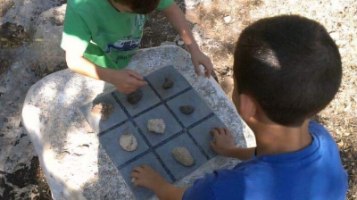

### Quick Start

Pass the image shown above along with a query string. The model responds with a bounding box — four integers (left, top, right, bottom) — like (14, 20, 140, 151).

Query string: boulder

(22, 45, 253, 199)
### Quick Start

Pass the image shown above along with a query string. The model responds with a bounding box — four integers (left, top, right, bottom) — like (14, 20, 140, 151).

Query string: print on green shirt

(61, 0, 173, 69)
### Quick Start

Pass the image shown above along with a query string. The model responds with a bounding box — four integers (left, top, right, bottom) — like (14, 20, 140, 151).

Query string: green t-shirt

(61, 0, 174, 69)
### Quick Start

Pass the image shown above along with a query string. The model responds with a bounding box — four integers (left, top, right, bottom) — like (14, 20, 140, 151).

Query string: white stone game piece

(119, 132, 138, 152)
(171, 146, 195, 167)
(147, 119, 166, 134)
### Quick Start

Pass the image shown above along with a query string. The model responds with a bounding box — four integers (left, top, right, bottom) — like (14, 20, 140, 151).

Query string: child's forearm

(65, 52, 117, 83)
(151, 182, 185, 200)
(224, 147, 256, 161)
(162, 3, 199, 52)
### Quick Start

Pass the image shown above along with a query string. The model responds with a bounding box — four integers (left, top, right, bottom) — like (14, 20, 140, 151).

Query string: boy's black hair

(113, 0, 160, 14)
(234, 15, 342, 126)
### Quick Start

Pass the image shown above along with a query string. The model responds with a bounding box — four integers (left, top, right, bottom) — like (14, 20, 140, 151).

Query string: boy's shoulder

(183, 121, 347, 200)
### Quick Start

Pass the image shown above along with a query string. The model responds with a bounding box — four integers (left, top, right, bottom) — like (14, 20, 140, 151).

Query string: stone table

(22, 45, 255, 200)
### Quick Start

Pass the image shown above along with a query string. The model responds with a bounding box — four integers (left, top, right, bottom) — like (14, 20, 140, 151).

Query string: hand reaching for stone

(111, 69, 147, 94)
(131, 165, 169, 191)
(210, 128, 236, 156)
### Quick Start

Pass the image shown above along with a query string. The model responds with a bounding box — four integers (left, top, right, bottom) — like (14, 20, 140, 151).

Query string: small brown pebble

(179, 105, 194, 115)
(162, 78, 174, 89)
(127, 90, 143, 105)
(91, 102, 113, 120)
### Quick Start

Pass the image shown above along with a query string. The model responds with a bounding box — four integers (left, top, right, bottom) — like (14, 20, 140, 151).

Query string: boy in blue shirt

(131, 15, 348, 200)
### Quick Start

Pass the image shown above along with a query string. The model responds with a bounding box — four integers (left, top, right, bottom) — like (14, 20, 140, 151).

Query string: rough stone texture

(172, 147, 195, 167)
(1, 3, 67, 197)
(119, 133, 138, 152)
(147, 119, 166, 134)
(22, 45, 253, 199)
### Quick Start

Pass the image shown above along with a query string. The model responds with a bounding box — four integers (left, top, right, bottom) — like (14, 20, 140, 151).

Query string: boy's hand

(131, 165, 169, 191)
(132, 165, 185, 200)
(190, 48, 214, 77)
(111, 69, 147, 94)
(210, 128, 236, 156)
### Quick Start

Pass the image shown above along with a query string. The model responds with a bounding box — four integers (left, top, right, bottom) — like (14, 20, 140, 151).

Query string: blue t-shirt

(183, 121, 348, 200)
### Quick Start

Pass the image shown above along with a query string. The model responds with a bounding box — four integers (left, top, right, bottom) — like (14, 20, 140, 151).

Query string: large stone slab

(22, 45, 255, 200)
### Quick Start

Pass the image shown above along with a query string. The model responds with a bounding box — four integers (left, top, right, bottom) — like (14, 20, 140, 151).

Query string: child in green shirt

(61, 0, 213, 94)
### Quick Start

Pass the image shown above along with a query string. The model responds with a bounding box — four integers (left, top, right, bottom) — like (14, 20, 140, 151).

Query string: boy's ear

(238, 94, 257, 122)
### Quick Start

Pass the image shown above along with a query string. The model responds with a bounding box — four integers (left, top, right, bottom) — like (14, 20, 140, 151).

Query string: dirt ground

(0, 0, 356, 199)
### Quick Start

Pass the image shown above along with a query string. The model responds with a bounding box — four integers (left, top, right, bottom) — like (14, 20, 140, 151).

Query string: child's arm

(65, 51, 147, 94)
(162, 3, 213, 77)
(131, 165, 185, 200)
(210, 128, 255, 161)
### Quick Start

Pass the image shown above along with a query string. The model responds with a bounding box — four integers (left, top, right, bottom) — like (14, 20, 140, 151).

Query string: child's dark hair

(234, 15, 342, 126)
(113, 0, 160, 14)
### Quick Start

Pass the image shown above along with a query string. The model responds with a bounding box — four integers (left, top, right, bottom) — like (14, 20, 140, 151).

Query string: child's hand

(190, 48, 214, 77)
(112, 69, 147, 94)
(131, 165, 169, 191)
(210, 128, 236, 156)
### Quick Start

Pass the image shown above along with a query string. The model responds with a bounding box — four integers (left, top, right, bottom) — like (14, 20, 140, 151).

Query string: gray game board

(146, 65, 191, 100)
(188, 115, 227, 158)
(100, 121, 149, 167)
(154, 133, 208, 180)
(113, 85, 161, 116)
(167, 89, 212, 128)
(133, 105, 182, 147)
(80, 65, 228, 200)
(119, 152, 173, 200)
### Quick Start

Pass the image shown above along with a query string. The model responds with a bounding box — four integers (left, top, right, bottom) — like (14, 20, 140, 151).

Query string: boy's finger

(129, 77, 147, 87)
(204, 62, 213, 77)
(193, 62, 201, 76)
(210, 128, 219, 136)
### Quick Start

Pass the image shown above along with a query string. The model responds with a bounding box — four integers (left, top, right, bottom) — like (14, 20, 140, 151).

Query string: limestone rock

(147, 119, 165, 134)
(119, 132, 138, 152)
(223, 15, 232, 24)
(171, 147, 195, 167)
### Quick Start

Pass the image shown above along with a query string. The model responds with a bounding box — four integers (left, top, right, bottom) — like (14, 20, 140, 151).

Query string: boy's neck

(254, 120, 312, 156)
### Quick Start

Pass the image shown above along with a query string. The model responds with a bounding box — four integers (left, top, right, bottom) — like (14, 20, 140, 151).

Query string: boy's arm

(65, 51, 147, 94)
(161, 3, 213, 77)
(210, 128, 255, 160)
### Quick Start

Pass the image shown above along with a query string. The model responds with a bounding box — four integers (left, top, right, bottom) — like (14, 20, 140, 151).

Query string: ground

(0, 0, 356, 199)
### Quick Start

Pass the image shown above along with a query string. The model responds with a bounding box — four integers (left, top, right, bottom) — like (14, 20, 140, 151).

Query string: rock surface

(21, 46, 249, 199)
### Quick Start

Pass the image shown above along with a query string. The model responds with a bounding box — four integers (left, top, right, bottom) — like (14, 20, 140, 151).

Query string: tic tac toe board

(80, 65, 227, 200)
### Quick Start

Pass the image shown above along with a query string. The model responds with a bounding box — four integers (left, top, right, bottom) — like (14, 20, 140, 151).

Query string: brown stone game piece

(179, 105, 195, 115)
(127, 89, 143, 105)
(162, 77, 174, 89)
